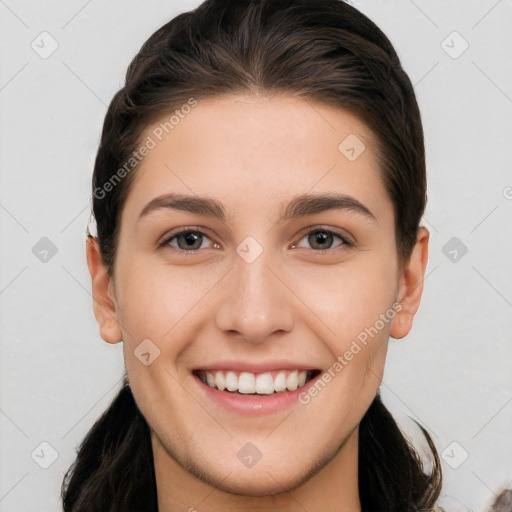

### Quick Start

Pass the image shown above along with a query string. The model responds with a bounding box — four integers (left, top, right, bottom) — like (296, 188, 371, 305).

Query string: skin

(86, 93, 429, 512)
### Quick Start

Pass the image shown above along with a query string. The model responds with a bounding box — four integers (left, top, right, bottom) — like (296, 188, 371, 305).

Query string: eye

(292, 228, 351, 251)
(158, 226, 352, 254)
(158, 229, 219, 252)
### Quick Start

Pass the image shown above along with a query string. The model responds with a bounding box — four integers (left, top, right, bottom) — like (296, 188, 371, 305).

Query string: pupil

(181, 232, 201, 250)
(311, 231, 332, 249)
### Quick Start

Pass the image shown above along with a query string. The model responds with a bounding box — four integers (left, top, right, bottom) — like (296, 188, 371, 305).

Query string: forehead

(121, 93, 392, 226)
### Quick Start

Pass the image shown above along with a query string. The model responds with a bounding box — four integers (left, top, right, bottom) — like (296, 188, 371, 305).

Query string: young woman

(62, 0, 445, 510)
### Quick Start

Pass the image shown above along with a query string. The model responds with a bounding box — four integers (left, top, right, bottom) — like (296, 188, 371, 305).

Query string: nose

(215, 248, 294, 344)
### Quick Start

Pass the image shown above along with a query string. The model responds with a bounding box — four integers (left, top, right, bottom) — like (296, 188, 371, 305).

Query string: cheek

(291, 253, 398, 339)
(115, 261, 216, 343)
(288, 252, 397, 400)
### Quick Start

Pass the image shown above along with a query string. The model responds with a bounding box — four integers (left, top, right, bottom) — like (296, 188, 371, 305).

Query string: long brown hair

(62, 0, 443, 510)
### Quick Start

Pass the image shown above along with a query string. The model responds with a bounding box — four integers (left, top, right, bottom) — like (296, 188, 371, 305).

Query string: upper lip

(192, 361, 321, 373)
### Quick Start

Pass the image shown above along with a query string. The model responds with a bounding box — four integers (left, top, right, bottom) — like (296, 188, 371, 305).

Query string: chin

(213, 472, 299, 497)
(190, 458, 308, 497)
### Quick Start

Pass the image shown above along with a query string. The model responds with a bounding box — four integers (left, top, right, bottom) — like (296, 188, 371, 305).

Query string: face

(88, 93, 428, 500)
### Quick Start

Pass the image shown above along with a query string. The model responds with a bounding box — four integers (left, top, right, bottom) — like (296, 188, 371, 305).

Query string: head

(65, 0, 441, 510)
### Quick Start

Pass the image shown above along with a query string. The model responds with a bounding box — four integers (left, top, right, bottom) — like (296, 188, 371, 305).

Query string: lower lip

(193, 373, 322, 416)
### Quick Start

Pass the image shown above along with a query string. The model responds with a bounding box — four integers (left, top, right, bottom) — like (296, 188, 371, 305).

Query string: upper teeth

(197, 370, 311, 394)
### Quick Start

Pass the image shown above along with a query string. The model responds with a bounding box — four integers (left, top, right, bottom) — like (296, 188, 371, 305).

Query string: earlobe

(389, 226, 429, 340)
(85, 236, 123, 344)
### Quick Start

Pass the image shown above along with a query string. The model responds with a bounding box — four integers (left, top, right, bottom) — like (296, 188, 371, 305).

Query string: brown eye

(294, 229, 350, 251)
(309, 231, 335, 250)
(159, 230, 216, 251)
(175, 232, 204, 250)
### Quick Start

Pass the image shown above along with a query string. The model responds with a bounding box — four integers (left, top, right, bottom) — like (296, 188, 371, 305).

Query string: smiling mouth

(193, 369, 322, 395)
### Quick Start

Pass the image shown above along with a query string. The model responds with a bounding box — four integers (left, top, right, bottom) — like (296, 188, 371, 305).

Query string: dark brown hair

(62, 0, 443, 510)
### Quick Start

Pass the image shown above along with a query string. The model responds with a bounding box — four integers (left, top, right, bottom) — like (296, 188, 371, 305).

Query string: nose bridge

(215, 241, 294, 342)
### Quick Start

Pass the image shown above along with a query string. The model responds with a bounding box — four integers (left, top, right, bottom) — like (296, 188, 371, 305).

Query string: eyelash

(157, 226, 353, 254)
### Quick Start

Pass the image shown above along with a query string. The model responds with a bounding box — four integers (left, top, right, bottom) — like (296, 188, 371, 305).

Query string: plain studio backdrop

(1, 1, 511, 510)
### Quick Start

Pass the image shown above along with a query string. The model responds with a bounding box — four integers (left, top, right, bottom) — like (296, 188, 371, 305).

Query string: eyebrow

(138, 192, 376, 223)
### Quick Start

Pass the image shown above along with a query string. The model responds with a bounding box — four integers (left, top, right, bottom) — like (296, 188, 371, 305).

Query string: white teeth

(286, 370, 298, 391)
(274, 371, 287, 392)
(238, 372, 255, 394)
(214, 371, 226, 391)
(226, 371, 238, 392)
(200, 369, 312, 394)
(206, 372, 215, 387)
(255, 372, 274, 394)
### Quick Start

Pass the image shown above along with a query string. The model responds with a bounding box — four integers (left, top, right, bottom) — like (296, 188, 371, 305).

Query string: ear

(85, 236, 123, 344)
(389, 226, 429, 340)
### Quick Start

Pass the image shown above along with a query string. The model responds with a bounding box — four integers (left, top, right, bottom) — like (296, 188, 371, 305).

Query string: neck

(153, 427, 362, 512)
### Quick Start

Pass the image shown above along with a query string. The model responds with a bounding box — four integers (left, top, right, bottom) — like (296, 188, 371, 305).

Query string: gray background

(1, 0, 511, 510)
